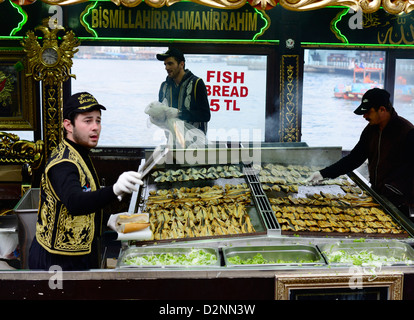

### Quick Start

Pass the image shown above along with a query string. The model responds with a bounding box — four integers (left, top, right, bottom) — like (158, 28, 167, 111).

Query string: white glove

(165, 107, 178, 119)
(307, 171, 323, 185)
(113, 171, 143, 201)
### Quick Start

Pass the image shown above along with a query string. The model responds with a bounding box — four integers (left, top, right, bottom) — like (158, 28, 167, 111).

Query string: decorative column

(21, 19, 80, 160)
(279, 54, 300, 142)
(278, 11, 302, 143)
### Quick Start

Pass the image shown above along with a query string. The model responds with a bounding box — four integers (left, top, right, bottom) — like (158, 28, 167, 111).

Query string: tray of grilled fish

(133, 164, 268, 243)
(253, 163, 410, 238)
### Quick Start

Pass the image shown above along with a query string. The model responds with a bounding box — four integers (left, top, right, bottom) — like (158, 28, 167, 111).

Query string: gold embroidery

(35, 140, 97, 255)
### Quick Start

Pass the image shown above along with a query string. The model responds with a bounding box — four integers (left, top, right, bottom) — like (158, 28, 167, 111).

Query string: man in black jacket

(308, 88, 414, 218)
(156, 48, 211, 134)
(29, 92, 143, 270)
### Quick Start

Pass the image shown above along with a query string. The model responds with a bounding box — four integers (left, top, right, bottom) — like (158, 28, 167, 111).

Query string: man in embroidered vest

(29, 92, 143, 271)
(156, 47, 211, 135)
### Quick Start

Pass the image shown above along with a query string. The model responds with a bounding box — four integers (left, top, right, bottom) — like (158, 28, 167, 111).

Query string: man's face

(65, 110, 102, 148)
(164, 57, 183, 80)
(363, 106, 387, 127)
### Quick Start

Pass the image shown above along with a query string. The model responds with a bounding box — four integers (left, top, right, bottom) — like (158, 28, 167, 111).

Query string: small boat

(334, 83, 381, 100)
(395, 84, 414, 102)
(334, 67, 383, 100)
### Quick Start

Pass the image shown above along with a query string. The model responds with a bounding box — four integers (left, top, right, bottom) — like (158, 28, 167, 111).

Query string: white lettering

(348, 9, 363, 30)
(159, 304, 193, 317)
(48, 265, 63, 290)
(48, 6, 63, 29)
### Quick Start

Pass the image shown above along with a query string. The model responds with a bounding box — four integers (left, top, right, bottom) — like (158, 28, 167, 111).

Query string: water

(13, 59, 414, 151)
(302, 72, 414, 150)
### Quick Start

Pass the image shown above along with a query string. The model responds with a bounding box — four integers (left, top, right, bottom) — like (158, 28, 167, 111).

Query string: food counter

(3, 145, 414, 300)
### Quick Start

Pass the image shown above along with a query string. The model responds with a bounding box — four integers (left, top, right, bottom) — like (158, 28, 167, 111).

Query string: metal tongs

(138, 146, 170, 180)
(127, 146, 170, 212)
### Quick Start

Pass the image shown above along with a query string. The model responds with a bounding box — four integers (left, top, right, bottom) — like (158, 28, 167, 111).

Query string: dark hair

(171, 56, 185, 69)
(374, 101, 393, 112)
(63, 112, 78, 138)
(63, 106, 103, 137)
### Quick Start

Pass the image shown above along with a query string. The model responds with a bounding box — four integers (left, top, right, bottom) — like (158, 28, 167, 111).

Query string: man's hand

(307, 171, 323, 185)
(113, 171, 143, 201)
(165, 107, 178, 119)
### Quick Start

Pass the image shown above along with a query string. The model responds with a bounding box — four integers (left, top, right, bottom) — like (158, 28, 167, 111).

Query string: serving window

(70, 46, 267, 147)
(302, 49, 386, 151)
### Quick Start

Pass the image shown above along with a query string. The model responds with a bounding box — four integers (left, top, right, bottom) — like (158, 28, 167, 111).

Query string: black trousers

(28, 237, 95, 271)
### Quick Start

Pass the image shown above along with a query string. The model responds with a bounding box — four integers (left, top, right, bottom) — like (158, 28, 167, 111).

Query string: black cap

(354, 88, 390, 115)
(63, 92, 106, 119)
(156, 48, 185, 62)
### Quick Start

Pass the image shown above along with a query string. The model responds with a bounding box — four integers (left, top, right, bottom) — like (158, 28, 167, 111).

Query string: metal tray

(133, 164, 269, 242)
(222, 245, 326, 267)
(318, 241, 414, 267)
(116, 246, 220, 268)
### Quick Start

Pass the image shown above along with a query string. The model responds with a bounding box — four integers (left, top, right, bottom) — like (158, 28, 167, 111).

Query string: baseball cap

(156, 48, 185, 62)
(354, 88, 390, 115)
(63, 92, 106, 119)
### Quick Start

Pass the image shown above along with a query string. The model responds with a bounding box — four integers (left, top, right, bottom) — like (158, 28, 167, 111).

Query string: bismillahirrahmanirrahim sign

(78, 1, 269, 41)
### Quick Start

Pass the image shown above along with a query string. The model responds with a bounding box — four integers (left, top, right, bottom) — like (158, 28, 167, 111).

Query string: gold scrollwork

(280, 56, 299, 143)
(382, 0, 414, 14)
(0, 132, 44, 170)
(21, 19, 80, 87)
(5, 0, 414, 13)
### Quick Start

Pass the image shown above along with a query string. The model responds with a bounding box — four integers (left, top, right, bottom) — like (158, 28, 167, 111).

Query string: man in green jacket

(157, 47, 211, 134)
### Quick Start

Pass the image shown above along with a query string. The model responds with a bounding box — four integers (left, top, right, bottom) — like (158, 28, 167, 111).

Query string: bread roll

(120, 222, 150, 233)
(117, 214, 148, 223)
(116, 214, 150, 233)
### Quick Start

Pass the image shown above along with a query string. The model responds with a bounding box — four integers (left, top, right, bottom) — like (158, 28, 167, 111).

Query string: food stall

(1, 0, 414, 302)
(0, 145, 414, 300)
(17, 145, 414, 300)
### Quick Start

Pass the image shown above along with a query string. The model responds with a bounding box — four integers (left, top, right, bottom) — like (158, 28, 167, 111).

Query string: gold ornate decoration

(21, 19, 80, 159)
(275, 272, 404, 300)
(0, 132, 44, 170)
(21, 19, 80, 87)
(6, 0, 414, 14)
(279, 55, 300, 143)
(0, 71, 14, 108)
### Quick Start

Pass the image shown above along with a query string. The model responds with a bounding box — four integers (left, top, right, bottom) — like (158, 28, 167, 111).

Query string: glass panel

(71, 46, 267, 147)
(394, 59, 414, 122)
(302, 49, 385, 150)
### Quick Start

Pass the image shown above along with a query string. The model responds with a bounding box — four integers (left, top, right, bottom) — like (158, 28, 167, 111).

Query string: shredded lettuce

(123, 248, 217, 266)
(227, 253, 315, 265)
(325, 249, 404, 267)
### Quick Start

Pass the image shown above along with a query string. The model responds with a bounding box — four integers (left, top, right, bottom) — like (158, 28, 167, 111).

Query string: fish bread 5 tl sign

(79, 1, 269, 41)
(206, 71, 248, 112)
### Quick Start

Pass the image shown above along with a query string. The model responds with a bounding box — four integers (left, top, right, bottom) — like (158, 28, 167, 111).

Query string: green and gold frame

(0, 49, 37, 131)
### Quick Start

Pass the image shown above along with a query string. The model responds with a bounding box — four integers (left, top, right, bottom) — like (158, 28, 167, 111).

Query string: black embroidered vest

(35, 140, 97, 255)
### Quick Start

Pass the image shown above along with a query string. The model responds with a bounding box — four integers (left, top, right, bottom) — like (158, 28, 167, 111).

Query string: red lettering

(224, 99, 232, 111)
(212, 85, 221, 96)
(230, 87, 239, 97)
(233, 100, 240, 111)
(206, 70, 245, 84)
(206, 71, 215, 82)
(222, 86, 229, 97)
(206, 84, 249, 98)
(233, 72, 244, 84)
(222, 71, 232, 83)
(241, 86, 248, 97)
(210, 99, 220, 111)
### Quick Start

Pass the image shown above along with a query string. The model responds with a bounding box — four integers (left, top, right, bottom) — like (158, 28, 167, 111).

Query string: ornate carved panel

(279, 55, 300, 143)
